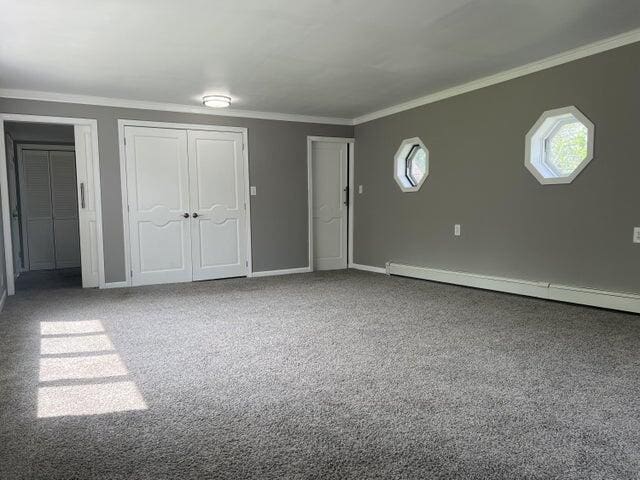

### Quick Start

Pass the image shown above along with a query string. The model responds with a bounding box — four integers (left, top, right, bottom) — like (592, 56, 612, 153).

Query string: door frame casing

(306, 136, 355, 271)
(0, 114, 106, 294)
(16, 143, 75, 271)
(117, 119, 252, 287)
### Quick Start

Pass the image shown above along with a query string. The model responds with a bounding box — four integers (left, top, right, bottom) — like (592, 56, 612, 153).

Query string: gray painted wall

(353, 42, 640, 294)
(0, 99, 352, 282)
(4, 122, 74, 144)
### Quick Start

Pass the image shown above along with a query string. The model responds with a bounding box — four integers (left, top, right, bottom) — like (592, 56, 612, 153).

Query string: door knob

(183, 213, 190, 218)
(192, 212, 199, 218)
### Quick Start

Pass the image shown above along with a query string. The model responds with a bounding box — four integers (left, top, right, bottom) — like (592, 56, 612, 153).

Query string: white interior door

(74, 126, 100, 287)
(311, 140, 348, 271)
(125, 126, 192, 286)
(50, 150, 80, 269)
(21, 149, 55, 270)
(188, 130, 247, 281)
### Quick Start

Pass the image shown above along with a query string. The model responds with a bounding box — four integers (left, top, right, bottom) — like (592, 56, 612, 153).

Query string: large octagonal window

(394, 137, 429, 192)
(525, 106, 594, 185)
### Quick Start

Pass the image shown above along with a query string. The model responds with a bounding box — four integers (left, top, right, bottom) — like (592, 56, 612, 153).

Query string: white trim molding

(251, 267, 312, 278)
(348, 263, 387, 274)
(353, 28, 640, 125)
(386, 262, 640, 315)
(0, 88, 352, 126)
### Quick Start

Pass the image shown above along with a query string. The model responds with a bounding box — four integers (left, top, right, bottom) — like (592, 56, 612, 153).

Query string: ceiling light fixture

(202, 95, 231, 108)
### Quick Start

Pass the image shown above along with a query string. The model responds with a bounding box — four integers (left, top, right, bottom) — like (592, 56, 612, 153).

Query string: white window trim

(524, 106, 595, 185)
(394, 137, 429, 192)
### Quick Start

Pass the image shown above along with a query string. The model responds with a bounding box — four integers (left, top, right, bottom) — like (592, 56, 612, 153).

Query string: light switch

(634, 227, 640, 244)
(250, 186, 257, 196)
(358, 185, 363, 194)
(454, 224, 461, 236)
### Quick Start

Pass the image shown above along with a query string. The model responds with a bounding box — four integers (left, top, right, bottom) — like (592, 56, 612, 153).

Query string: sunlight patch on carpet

(37, 381, 147, 418)
(39, 354, 128, 382)
(40, 334, 114, 355)
(40, 320, 105, 336)
(37, 321, 146, 418)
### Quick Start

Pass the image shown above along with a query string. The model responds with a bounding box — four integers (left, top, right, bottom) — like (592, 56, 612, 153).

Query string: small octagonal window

(525, 106, 594, 185)
(394, 137, 429, 192)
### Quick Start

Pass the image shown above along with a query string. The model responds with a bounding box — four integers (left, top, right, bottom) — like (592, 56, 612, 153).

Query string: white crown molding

(0, 88, 353, 126)
(1, 29, 638, 127)
(353, 28, 640, 125)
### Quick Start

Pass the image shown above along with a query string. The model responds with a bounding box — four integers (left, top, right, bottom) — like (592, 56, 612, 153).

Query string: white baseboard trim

(0, 288, 6, 312)
(548, 284, 640, 314)
(387, 262, 640, 315)
(101, 280, 129, 289)
(251, 267, 312, 278)
(348, 263, 388, 274)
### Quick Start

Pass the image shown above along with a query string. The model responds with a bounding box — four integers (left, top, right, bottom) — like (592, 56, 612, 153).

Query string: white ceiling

(1, 0, 639, 120)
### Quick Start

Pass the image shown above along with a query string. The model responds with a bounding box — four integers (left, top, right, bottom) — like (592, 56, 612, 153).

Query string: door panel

(125, 127, 192, 286)
(22, 149, 55, 270)
(74, 126, 100, 287)
(50, 150, 80, 268)
(312, 141, 348, 270)
(188, 130, 247, 281)
(53, 219, 80, 268)
(27, 220, 55, 270)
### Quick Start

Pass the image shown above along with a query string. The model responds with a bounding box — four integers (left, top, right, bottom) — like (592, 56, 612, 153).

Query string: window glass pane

(547, 121, 588, 176)
(407, 146, 426, 185)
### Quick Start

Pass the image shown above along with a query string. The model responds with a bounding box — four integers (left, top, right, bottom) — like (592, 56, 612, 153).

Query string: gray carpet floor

(1, 270, 639, 479)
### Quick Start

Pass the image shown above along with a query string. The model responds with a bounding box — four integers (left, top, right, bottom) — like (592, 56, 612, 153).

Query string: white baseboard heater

(386, 262, 640, 315)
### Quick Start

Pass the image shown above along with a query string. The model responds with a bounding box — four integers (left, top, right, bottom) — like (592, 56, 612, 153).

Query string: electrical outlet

(454, 224, 461, 236)
(634, 227, 640, 244)
(358, 185, 363, 194)
(250, 186, 257, 196)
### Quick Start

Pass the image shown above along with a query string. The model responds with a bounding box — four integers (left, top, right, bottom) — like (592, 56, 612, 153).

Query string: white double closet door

(125, 127, 248, 286)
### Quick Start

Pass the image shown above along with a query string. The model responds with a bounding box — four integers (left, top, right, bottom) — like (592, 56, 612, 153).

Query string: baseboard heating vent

(386, 262, 640, 315)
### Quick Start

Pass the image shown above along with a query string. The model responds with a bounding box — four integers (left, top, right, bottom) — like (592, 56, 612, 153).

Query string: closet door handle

(80, 183, 86, 209)
(183, 213, 190, 218)
(192, 212, 199, 218)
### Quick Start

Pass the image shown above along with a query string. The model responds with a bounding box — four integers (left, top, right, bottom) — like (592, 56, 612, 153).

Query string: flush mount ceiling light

(202, 95, 231, 108)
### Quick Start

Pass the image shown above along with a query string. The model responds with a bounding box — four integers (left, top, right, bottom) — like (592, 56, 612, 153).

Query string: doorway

(0, 116, 105, 295)
(307, 137, 354, 271)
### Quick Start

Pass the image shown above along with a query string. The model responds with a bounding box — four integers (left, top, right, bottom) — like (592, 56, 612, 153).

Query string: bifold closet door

(125, 127, 192, 286)
(22, 150, 55, 270)
(188, 130, 247, 281)
(50, 150, 81, 269)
